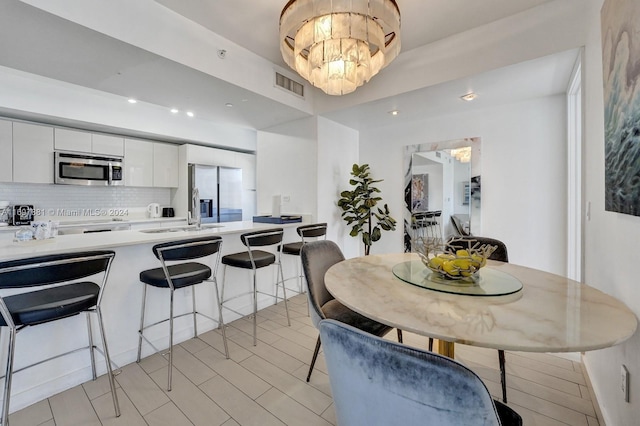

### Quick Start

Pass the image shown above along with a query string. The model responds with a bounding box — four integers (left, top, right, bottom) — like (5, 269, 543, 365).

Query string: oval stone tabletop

(325, 253, 637, 353)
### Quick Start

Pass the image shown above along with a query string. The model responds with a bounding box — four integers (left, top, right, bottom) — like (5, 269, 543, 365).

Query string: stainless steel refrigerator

(188, 164, 243, 223)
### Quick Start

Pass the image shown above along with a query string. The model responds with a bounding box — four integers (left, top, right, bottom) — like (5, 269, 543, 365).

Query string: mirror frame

(403, 137, 481, 252)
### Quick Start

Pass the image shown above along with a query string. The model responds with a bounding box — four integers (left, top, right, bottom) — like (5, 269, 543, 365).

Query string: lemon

(452, 258, 471, 270)
(456, 249, 470, 257)
(428, 257, 445, 269)
(471, 254, 486, 268)
(442, 261, 460, 276)
(438, 253, 456, 260)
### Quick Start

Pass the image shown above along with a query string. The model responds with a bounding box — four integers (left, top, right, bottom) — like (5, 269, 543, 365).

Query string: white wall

(256, 117, 318, 219)
(359, 95, 567, 275)
(317, 117, 360, 258)
(581, 1, 640, 424)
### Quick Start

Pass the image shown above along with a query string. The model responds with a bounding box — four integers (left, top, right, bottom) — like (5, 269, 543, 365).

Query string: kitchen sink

(139, 224, 224, 234)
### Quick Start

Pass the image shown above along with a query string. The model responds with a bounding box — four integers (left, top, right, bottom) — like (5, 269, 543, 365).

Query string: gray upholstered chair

(301, 240, 403, 382)
(319, 319, 522, 426)
(446, 235, 510, 403)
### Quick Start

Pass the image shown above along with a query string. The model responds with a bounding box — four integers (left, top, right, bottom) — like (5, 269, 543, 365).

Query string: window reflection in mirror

(403, 138, 481, 252)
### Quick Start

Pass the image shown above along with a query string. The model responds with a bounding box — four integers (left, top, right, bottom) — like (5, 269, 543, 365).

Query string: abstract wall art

(602, 0, 640, 216)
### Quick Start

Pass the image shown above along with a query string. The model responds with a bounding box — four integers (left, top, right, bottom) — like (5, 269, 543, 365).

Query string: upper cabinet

(153, 143, 179, 188)
(91, 134, 124, 157)
(13, 122, 54, 184)
(0, 120, 12, 183)
(54, 128, 91, 152)
(54, 128, 124, 157)
(124, 138, 153, 187)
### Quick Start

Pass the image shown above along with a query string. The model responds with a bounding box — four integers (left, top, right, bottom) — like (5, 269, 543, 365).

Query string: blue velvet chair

(319, 319, 522, 426)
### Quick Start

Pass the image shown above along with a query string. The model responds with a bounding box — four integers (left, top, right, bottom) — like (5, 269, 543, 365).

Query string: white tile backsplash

(0, 183, 171, 212)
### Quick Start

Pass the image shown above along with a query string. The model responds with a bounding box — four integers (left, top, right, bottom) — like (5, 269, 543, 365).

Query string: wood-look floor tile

(170, 344, 217, 385)
(181, 335, 215, 354)
(229, 330, 305, 374)
(269, 326, 317, 350)
(8, 399, 52, 426)
(143, 401, 193, 426)
(256, 387, 333, 426)
(48, 385, 101, 426)
(505, 352, 587, 385)
(115, 362, 170, 416)
(222, 419, 241, 426)
(199, 375, 285, 426)
(149, 366, 230, 426)
(291, 363, 332, 397)
(194, 346, 272, 400)
(587, 415, 600, 425)
(198, 328, 253, 361)
(82, 372, 121, 401)
(321, 403, 337, 426)
(138, 352, 168, 374)
(229, 318, 281, 344)
(92, 388, 146, 426)
(241, 354, 332, 415)
(507, 402, 570, 426)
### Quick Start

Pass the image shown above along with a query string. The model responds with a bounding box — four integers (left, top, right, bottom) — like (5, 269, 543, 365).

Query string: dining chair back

(300, 240, 396, 382)
(446, 235, 511, 403)
(319, 319, 522, 426)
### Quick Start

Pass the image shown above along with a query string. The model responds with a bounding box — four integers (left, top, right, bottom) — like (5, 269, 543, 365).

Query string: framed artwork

(411, 173, 428, 211)
(602, 0, 640, 216)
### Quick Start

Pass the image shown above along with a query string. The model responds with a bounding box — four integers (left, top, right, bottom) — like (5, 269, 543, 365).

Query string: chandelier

(279, 0, 401, 96)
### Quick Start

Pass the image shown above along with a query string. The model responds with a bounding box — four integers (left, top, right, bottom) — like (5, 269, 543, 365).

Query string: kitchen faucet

(188, 187, 201, 229)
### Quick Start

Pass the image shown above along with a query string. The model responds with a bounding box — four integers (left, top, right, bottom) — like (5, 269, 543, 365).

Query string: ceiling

(0, 0, 575, 134)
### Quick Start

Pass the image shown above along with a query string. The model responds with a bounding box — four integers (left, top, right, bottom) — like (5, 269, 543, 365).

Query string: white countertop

(0, 221, 300, 261)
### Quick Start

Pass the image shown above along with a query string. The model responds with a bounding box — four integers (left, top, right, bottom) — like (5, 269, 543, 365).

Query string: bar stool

(138, 236, 227, 391)
(0, 251, 120, 425)
(280, 223, 327, 295)
(219, 228, 290, 346)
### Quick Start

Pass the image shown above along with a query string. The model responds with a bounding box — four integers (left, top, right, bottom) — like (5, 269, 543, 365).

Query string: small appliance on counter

(0, 201, 10, 227)
(162, 207, 175, 217)
(147, 203, 161, 218)
(11, 205, 34, 226)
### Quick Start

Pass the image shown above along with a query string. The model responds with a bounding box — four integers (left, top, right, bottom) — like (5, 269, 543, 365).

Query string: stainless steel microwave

(54, 151, 124, 186)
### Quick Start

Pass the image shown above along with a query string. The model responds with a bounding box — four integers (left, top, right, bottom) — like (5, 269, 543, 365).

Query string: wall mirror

(403, 137, 481, 252)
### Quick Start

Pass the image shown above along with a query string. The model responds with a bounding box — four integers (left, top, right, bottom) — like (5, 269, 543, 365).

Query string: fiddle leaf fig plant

(338, 163, 397, 255)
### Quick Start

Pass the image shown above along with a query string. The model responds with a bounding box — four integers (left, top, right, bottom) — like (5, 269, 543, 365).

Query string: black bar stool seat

(140, 263, 211, 289)
(221, 250, 275, 269)
(0, 281, 99, 326)
(280, 241, 303, 255)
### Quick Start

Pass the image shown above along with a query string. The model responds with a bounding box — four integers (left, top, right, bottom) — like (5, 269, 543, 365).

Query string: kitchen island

(0, 221, 303, 413)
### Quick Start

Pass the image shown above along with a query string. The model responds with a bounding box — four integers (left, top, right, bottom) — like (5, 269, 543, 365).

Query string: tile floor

(9, 294, 601, 425)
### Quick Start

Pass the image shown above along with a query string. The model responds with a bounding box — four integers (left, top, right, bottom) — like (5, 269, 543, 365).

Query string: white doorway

(567, 50, 583, 282)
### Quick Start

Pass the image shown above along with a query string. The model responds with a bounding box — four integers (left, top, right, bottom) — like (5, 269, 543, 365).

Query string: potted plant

(338, 164, 397, 255)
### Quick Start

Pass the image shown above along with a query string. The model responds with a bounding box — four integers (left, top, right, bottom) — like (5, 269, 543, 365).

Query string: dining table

(324, 252, 637, 358)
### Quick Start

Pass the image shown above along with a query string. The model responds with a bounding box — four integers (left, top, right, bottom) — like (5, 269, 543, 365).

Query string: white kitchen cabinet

(91, 133, 124, 157)
(235, 152, 256, 190)
(124, 138, 153, 187)
(0, 120, 12, 182)
(92, 134, 124, 157)
(153, 143, 179, 187)
(13, 122, 54, 184)
(54, 128, 92, 153)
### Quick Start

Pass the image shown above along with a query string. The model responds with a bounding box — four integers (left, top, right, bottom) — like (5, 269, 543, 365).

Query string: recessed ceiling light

(225, 103, 234, 108)
(186, 111, 194, 117)
(460, 93, 477, 102)
(388, 110, 399, 116)
(170, 108, 179, 114)
(127, 98, 137, 104)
